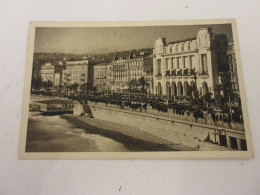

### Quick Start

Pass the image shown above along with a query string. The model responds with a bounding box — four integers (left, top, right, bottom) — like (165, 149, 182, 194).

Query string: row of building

(40, 52, 154, 93)
(38, 27, 239, 99)
(93, 52, 154, 93)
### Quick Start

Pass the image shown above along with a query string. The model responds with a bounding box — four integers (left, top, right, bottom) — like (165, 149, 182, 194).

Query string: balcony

(189, 68, 195, 75)
(187, 68, 197, 78)
(165, 70, 170, 79)
(182, 68, 189, 79)
(198, 72, 209, 79)
(171, 69, 176, 78)
(176, 69, 182, 78)
(155, 73, 162, 79)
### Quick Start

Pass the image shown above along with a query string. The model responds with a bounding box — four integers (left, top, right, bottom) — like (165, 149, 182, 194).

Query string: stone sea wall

(89, 104, 247, 150)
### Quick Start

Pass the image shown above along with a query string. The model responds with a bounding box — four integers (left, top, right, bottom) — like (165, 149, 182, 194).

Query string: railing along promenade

(88, 101, 248, 151)
(88, 101, 245, 132)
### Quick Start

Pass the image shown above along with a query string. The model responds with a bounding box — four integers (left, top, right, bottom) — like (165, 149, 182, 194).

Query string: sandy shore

(61, 114, 199, 151)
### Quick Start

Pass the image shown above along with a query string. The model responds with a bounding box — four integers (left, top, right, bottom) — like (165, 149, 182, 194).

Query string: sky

(34, 24, 233, 54)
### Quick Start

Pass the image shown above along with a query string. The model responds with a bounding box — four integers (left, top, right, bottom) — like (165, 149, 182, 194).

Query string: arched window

(202, 81, 209, 95)
(177, 81, 183, 96)
(200, 54, 208, 74)
(166, 81, 171, 97)
(157, 82, 162, 95)
(184, 81, 190, 97)
(171, 81, 177, 96)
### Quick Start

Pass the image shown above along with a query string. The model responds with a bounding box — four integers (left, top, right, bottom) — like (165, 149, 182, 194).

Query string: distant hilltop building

(153, 27, 228, 98)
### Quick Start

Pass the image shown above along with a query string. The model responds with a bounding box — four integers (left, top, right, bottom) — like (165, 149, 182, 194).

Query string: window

(190, 56, 193, 69)
(172, 58, 174, 69)
(177, 58, 180, 69)
(157, 59, 161, 74)
(200, 54, 208, 74)
(166, 59, 169, 70)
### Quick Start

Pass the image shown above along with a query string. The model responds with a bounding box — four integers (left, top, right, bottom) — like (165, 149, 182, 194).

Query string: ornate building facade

(41, 63, 55, 83)
(41, 62, 63, 87)
(64, 59, 94, 86)
(93, 63, 112, 91)
(153, 27, 228, 98)
(227, 42, 239, 100)
(111, 52, 153, 92)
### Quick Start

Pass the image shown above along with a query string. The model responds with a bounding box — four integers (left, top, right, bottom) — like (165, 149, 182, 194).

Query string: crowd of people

(31, 89, 244, 129)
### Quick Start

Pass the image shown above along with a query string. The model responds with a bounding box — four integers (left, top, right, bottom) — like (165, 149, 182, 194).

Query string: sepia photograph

(19, 19, 253, 159)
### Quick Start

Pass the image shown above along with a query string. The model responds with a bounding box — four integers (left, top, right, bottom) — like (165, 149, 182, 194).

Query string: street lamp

(190, 70, 198, 106)
(193, 70, 197, 89)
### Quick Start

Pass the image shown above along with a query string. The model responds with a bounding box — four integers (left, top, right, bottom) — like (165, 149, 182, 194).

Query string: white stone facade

(153, 28, 228, 98)
(65, 60, 94, 85)
(94, 63, 112, 91)
(111, 54, 153, 92)
(41, 63, 55, 83)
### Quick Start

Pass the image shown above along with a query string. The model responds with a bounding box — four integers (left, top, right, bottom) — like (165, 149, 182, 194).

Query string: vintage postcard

(19, 19, 254, 159)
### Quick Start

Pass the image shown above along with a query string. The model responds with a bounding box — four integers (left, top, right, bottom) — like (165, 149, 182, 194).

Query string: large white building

(111, 52, 153, 92)
(64, 59, 94, 86)
(153, 27, 228, 98)
(93, 63, 112, 91)
(41, 62, 62, 87)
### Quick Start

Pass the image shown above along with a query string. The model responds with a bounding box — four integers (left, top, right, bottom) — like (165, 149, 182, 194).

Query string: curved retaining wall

(89, 104, 247, 150)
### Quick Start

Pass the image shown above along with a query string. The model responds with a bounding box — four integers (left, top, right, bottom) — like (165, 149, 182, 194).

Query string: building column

(169, 58, 172, 70)
(199, 55, 202, 74)
(153, 58, 157, 94)
(153, 58, 158, 75)
(161, 57, 166, 95)
(162, 58, 166, 74)
(176, 57, 179, 69)
(182, 56, 185, 69)
(226, 135, 231, 149)
(188, 56, 192, 75)
(179, 57, 182, 69)
(237, 138, 242, 151)
(189, 56, 192, 69)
